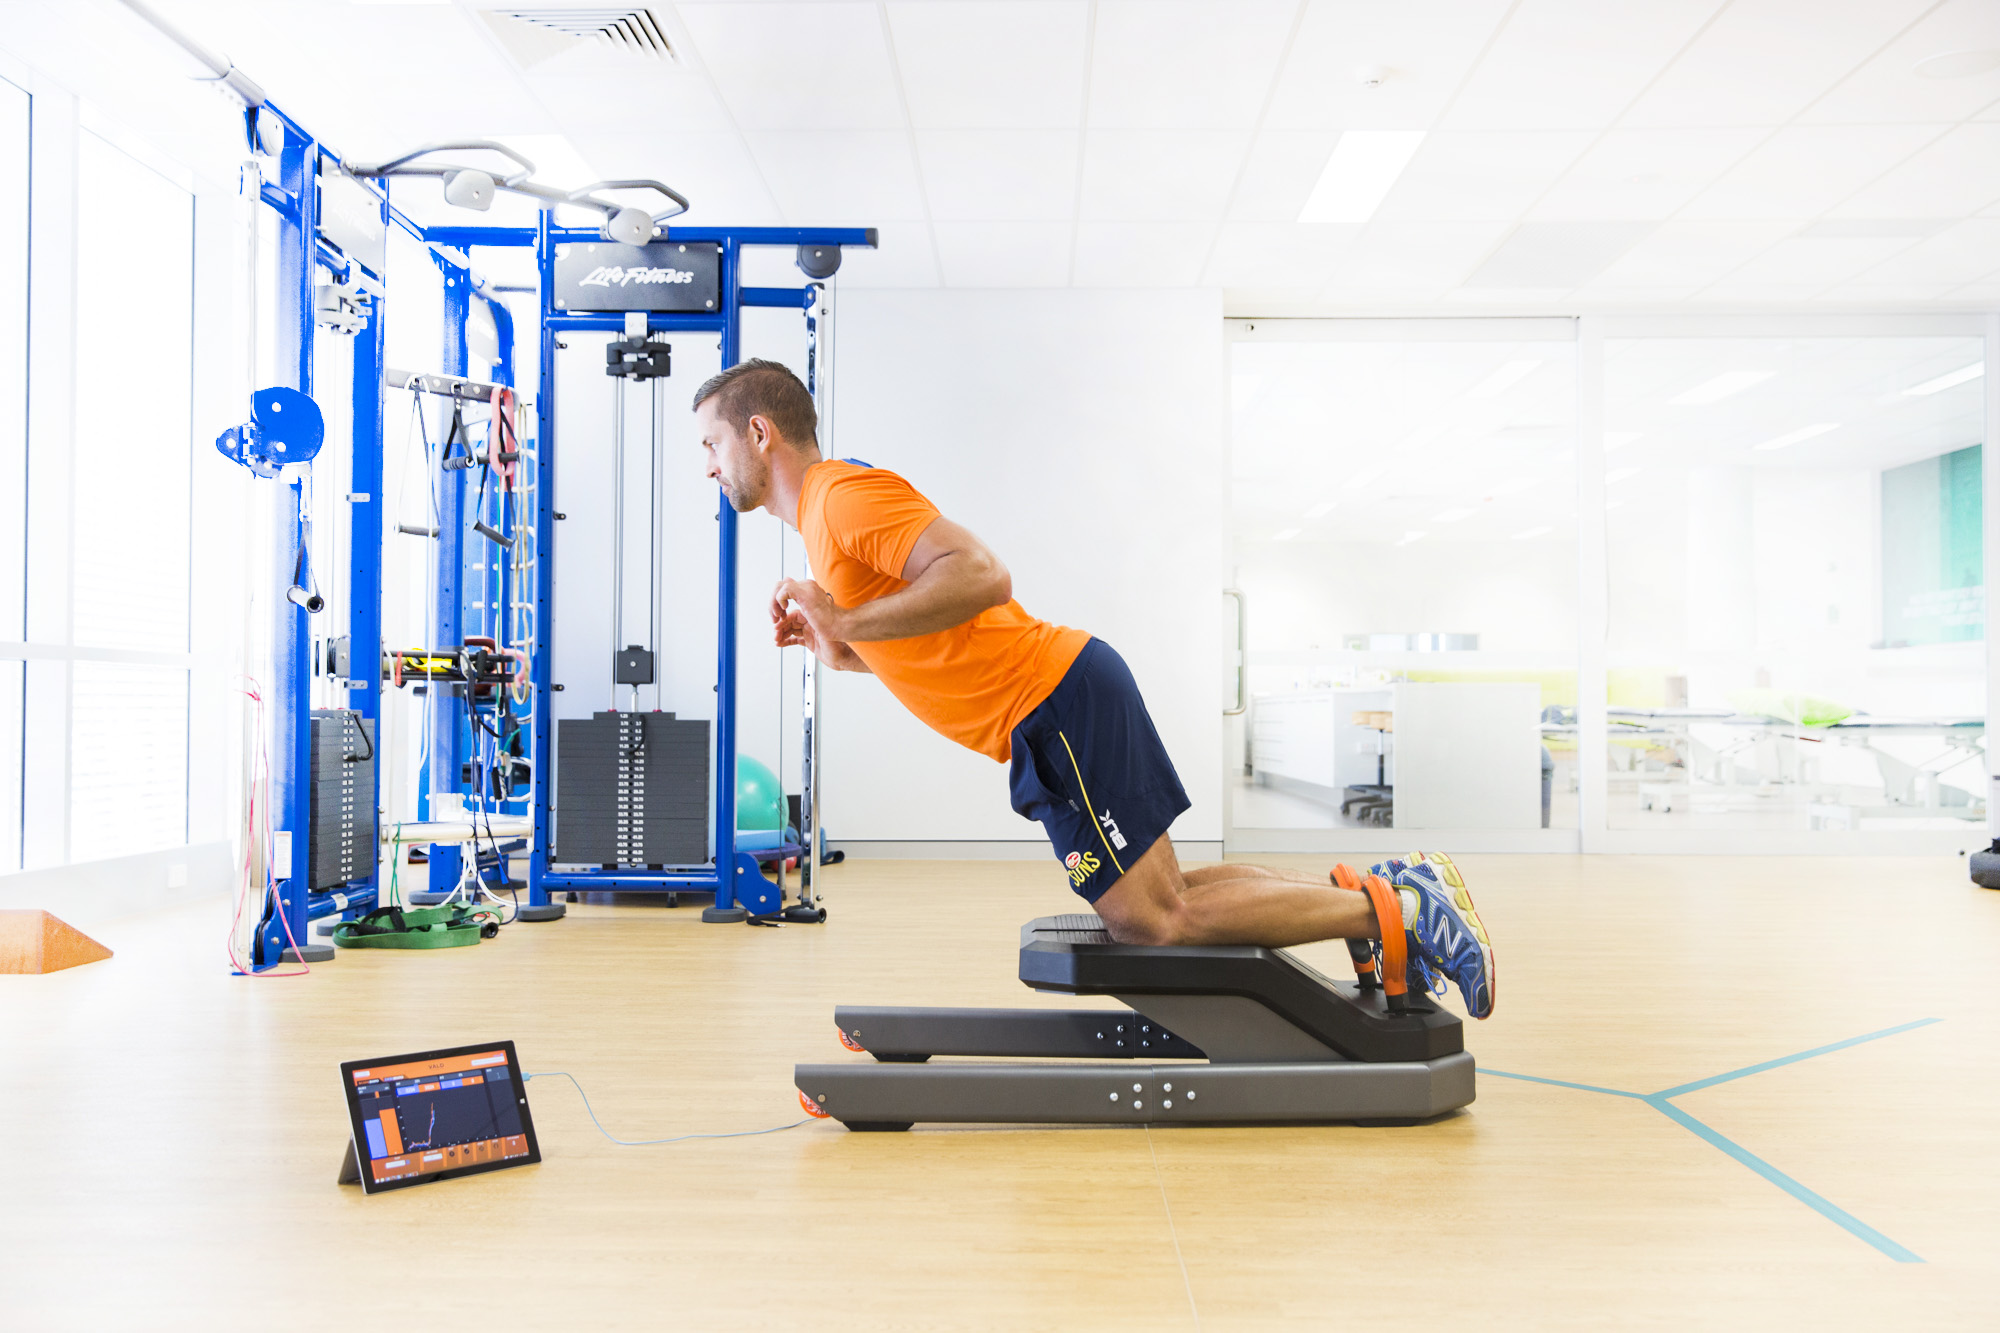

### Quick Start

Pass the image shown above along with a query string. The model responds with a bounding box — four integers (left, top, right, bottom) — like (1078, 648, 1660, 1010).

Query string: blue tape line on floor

(1483, 1017, 1939, 1264)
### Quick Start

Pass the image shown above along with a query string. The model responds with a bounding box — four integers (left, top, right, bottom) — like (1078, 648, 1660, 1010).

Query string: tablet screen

(341, 1042, 541, 1193)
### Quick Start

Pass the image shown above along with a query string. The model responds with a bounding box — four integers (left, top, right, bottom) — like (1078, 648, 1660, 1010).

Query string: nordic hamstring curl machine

(795, 914, 1475, 1130)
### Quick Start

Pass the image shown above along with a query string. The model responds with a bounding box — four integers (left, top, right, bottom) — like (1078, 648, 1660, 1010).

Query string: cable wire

(524, 1072, 814, 1146)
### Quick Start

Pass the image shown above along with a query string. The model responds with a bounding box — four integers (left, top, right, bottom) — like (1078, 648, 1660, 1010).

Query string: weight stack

(555, 712, 710, 867)
(309, 710, 377, 890)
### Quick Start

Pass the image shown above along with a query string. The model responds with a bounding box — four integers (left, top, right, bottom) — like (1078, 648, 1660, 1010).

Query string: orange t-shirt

(797, 461, 1088, 763)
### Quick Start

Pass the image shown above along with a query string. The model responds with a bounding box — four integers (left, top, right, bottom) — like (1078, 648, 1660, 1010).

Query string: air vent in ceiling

(489, 8, 676, 61)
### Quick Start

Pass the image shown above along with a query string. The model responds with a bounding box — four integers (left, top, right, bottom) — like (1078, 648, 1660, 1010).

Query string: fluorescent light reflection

(1299, 131, 1427, 224)
(1903, 363, 1983, 396)
(1670, 370, 1774, 405)
(1304, 500, 1338, 519)
(1273, 527, 1301, 542)
(1468, 360, 1543, 398)
(1752, 422, 1838, 451)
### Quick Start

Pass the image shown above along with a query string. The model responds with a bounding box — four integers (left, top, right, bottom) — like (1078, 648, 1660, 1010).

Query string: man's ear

(749, 414, 775, 456)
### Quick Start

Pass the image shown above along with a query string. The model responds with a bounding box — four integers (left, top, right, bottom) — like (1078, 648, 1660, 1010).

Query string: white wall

(804, 288, 1227, 848)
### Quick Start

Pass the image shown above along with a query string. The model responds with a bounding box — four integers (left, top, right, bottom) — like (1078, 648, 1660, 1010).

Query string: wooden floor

(3, 853, 1997, 1330)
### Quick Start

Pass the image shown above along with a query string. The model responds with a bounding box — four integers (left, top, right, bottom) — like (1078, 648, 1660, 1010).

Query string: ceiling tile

(1800, 0, 2000, 125)
(1811, 283, 1959, 305)
(678, 2, 904, 131)
(1442, 0, 1724, 131)
(1676, 124, 1945, 220)
(1830, 123, 2000, 220)
(1688, 280, 1829, 303)
(1463, 221, 1656, 286)
(833, 222, 942, 288)
(1073, 222, 1216, 286)
(1228, 131, 1342, 221)
(1620, 0, 1934, 129)
(931, 221, 1073, 286)
(1528, 129, 1766, 221)
(1714, 235, 1925, 288)
(914, 131, 1079, 221)
(1204, 222, 1361, 288)
(1264, 0, 1513, 132)
(745, 132, 926, 224)
(1322, 220, 1514, 292)
(527, 68, 737, 134)
(1079, 130, 1250, 221)
(1375, 132, 1593, 222)
(1088, 1, 1297, 130)
(1590, 220, 1796, 286)
(887, 1, 1089, 129)
(1846, 218, 2000, 286)
(574, 131, 782, 226)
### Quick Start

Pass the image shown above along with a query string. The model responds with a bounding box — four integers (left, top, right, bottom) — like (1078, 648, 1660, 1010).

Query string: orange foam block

(0, 910, 113, 974)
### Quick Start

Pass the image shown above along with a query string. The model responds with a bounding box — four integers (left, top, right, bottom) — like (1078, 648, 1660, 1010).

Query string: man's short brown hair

(691, 358, 818, 447)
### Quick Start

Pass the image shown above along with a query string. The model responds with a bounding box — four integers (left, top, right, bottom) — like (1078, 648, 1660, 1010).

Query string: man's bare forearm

(837, 551, 1010, 641)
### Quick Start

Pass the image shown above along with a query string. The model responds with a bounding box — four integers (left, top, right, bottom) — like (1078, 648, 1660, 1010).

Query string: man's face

(696, 399, 769, 514)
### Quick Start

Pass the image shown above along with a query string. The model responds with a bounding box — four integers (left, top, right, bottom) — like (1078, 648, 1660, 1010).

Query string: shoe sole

(1410, 851, 1496, 1020)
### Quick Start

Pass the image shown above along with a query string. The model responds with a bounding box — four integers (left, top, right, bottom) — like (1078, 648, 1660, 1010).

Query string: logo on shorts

(1098, 809, 1128, 851)
(1065, 850, 1101, 887)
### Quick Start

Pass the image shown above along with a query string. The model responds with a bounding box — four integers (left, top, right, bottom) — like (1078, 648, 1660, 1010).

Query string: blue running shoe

(1369, 852, 1495, 1019)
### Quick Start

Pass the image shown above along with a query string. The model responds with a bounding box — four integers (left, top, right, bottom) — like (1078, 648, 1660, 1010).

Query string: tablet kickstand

(338, 1139, 361, 1187)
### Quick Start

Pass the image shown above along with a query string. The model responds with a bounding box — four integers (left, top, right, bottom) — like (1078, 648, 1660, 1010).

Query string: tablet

(339, 1041, 541, 1193)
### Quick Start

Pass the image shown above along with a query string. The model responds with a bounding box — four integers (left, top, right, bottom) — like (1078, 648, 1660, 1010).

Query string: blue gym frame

(244, 96, 871, 967)
(427, 218, 872, 918)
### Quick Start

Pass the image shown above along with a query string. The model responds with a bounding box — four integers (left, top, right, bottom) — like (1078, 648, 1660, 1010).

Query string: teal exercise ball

(736, 755, 786, 831)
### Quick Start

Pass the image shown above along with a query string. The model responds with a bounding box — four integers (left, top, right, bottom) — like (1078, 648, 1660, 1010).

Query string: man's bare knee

(1097, 899, 1188, 947)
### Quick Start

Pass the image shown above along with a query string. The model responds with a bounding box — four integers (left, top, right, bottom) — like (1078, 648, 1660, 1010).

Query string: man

(693, 359, 1494, 1018)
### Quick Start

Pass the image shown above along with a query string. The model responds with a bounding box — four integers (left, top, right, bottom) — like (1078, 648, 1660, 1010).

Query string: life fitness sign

(551, 240, 722, 314)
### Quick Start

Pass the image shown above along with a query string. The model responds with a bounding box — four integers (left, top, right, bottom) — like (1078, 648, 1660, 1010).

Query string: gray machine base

(797, 1052, 1475, 1127)
(283, 943, 336, 963)
(516, 903, 566, 921)
(701, 905, 749, 923)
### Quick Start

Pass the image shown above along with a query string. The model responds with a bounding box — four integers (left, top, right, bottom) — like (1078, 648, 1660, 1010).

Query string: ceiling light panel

(1298, 131, 1427, 224)
(914, 131, 1081, 221)
(1680, 124, 1943, 221)
(1374, 132, 1593, 223)
(1620, 0, 1933, 129)
(885, 1, 1089, 130)
(1228, 131, 1342, 222)
(1801, 0, 2000, 125)
(1264, 0, 1510, 132)
(1088, 1, 1296, 130)
(677, 2, 904, 131)
(1082, 130, 1250, 221)
(1441, 0, 1720, 131)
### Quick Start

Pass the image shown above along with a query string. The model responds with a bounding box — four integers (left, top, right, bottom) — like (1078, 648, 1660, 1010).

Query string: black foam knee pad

(1970, 847, 2000, 890)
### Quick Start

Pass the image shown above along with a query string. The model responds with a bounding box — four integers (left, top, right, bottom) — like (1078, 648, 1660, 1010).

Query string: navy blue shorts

(1008, 638, 1190, 902)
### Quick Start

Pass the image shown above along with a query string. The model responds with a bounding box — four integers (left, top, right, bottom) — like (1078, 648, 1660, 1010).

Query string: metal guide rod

(387, 367, 505, 402)
(802, 279, 836, 909)
(610, 368, 624, 711)
(650, 375, 663, 703)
